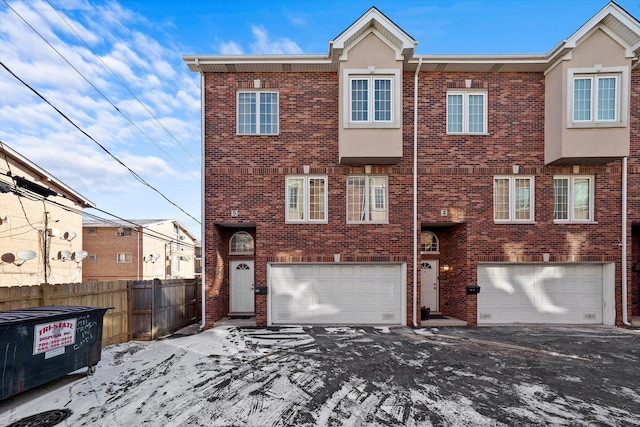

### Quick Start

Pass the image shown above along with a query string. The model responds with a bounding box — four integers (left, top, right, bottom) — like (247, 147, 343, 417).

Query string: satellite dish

(16, 250, 37, 261)
(1, 253, 16, 263)
(74, 250, 89, 260)
(59, 250, 72, 260)
(63, 231, 77, 241)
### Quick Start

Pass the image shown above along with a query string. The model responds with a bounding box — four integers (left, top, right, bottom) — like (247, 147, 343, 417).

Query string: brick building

(185, 2, 640, 328)
(82, 219, 197, 282)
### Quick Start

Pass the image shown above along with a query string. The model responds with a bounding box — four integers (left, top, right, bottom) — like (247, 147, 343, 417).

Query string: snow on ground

(1, 325, 639, 426)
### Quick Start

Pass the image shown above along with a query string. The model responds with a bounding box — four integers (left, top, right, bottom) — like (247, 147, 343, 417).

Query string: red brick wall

(203, 69, 639, 327)
(82, 227, 139, 281)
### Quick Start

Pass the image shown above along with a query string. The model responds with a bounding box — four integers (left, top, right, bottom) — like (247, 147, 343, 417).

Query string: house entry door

(421, 260, 439, 311)
(230, 260, 254, 313)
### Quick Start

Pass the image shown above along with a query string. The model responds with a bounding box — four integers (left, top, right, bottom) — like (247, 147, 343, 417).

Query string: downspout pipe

(622, 156, 631, 326)
(198, 65, 207, 330)
(413, 58, 423, 328)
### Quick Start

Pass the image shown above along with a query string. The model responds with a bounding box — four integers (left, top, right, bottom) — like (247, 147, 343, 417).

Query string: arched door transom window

(420, 231, 439, 254)
(229, 231, 254, 255)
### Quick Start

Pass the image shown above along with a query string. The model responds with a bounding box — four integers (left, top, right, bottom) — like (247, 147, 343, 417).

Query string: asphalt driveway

(1, 325, 639, 426)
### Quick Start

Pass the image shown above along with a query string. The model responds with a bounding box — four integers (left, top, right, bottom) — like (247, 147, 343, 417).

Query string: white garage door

(477, 264, 605, 324)
(269, 263, 405, 325)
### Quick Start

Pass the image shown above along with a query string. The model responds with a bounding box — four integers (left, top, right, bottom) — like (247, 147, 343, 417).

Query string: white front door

(421, 260, 439, 311)
(230, 260, 254, 313)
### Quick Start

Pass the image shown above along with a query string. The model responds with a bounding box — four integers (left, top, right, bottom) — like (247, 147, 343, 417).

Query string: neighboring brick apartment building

(82, 219, 197, 282)
(184, 2, 640, 328)
(1, 143, 95, 287)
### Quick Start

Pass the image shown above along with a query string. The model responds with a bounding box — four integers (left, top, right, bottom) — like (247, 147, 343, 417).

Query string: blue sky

(1, 0, 639, 237)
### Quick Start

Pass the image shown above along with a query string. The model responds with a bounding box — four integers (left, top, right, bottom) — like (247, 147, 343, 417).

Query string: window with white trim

(229, 231, 254, 255)
(573, 74, 618, 122)
(285, 175, 327, 223)
(568, 66, 628, 128)
(347, 175, 388, 223)
(420, 231, 439, 254)
(554, 176, 594, 222)
(116, 253, 132, 263)
(494, 176, 534, 222)
(447, 91, 487, 134)
(87, 227, 97, 236)
(350, 76, 393, 123)
(237, 91, 279, 134)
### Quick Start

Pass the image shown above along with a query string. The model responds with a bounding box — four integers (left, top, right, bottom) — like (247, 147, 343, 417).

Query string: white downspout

(198, 67, 207, 330)
(622, 156, 631, 326)
(413, 58, 423, 328)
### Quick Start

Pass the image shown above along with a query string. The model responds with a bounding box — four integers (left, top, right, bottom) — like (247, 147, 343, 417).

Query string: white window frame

(285, 175, 328, 224)
(237, 90, 279, 135)
(343, 69, 401, 129)
(116, 253, 132, 263)
(229, 231, 255, 255)
(446, 90, 488, 134)
(420, 231, 440, 254)
(553, 175, 595, 223)
(493, 176, 535, 223)
(346, 175, 389, 224)
(567, 66, 628, 128)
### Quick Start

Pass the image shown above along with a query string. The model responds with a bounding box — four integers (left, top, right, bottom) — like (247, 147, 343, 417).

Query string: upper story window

(347, 175, 388, 223)
(116, 227, 132, 236)
(350, 76, 392, 123)
(554, 176, 594, 223)
(447, 91, 487, 134)
(286, 175, 327, 223)
(573, 75, 618, 122)
(343, 69, 400, 129)
(237, 91, 279, 135)
(87, 227, 97, 236)
(568, 66, 628, 128)
(494, 176, 534, 223)
(229, 231, 255, 255)
(116, 253, 132, 263)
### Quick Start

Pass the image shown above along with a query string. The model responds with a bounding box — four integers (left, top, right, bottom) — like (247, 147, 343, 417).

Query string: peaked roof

(330, 6, 417, 61)
(545, 1, 640, 67)
(1, 143, 95, 208)
(183, 1, 640, 73)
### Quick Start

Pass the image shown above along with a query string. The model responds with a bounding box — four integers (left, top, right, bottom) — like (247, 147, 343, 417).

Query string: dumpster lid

(0, 306, 110, 325)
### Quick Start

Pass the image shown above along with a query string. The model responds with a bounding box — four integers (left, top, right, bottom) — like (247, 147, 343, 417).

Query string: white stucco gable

(329, 7, 417, 62)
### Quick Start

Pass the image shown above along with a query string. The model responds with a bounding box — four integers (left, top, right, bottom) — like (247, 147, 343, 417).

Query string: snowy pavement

(1, 325, 639, 426)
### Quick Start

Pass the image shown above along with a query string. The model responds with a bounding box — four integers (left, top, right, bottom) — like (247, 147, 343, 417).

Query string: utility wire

(0, 176, 197, 249)
(0, 62, 201, 225)
(2, 0, 199, 181)
(44, 0, 200, 167)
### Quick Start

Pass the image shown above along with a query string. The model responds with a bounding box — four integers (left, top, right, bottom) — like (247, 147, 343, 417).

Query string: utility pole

(43, 212, 49, 284)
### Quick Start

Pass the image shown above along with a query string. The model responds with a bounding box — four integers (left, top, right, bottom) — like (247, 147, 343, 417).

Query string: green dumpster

(0, 305, 109, 400)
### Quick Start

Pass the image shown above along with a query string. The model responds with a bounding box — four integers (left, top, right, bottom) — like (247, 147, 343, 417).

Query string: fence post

(39, 283, 52, 306)
(151, 278, 161, 340)
(125, 280, 133, 342)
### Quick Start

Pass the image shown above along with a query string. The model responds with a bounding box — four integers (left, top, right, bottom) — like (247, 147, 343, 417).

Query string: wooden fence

(0, 278, 201, 346)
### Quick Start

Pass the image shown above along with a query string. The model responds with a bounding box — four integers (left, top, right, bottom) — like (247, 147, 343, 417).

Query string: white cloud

(250, 25, 302, 54)
(219, 40, 243, 54)
(218, 25, 302, 55)
(0, 0, 201, 230)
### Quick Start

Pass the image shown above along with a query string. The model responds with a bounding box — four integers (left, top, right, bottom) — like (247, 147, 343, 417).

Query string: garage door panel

(478, 264, 603, 325)
(270, 263, 404, 325)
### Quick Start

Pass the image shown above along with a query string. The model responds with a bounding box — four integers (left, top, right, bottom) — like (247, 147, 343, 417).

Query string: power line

(2, 0, 200, 181)
(0, 175, 197, 249)
(0, 62, 201, 225)
(44, 0, 200, 167)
